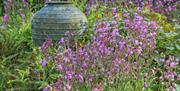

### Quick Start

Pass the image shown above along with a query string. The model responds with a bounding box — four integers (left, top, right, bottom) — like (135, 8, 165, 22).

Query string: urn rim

(46, 0, 72, 4)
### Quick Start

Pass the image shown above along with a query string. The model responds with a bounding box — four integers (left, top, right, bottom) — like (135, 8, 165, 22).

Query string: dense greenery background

(0, 0, 180, 91)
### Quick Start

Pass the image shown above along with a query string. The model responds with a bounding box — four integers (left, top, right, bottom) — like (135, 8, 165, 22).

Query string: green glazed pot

(31, 0, 88, 46)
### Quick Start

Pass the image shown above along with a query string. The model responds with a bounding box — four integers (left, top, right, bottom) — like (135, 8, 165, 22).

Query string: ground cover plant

(0, 0, 180, 91)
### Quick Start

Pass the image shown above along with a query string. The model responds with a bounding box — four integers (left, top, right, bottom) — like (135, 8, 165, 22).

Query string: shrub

(36, 8, 180, 91)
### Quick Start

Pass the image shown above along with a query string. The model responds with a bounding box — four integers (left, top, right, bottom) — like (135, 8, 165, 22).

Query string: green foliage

(72, 0, 87, 12)
(28, 0, 45, 12)
(0, 15, 37, 90)
(0, 0, 5, 16)
(157, 30, 180, 57)
(0, 0, 180, 91)
(176, 84, 180, 91)
(0, 21, 33, 58)
(0, 51, 40, 90)
(0, 7, 2, 16)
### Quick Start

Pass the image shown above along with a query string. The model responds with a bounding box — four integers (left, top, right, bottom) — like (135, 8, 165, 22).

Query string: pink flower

(111, 29, 119, 37)
(170, 62, 178, 68)
(20, 13, 25, 19)
(2, 14, 8, 23)
(43, 85, 51, 91)
(92, 88, 101, 91)
(136, 47, 142, 55)
(112, 8, 117, 12)
(112, 21, 117, 25)
(123, 13, 129, 17)
(56, 65, 63, 72)
(135, 40, 139, 45)
(40, 59, 48, 67)
(65, 82, 71, 90)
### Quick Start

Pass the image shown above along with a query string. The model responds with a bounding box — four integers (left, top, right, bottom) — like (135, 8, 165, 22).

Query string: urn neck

(46, 0, 72, 4)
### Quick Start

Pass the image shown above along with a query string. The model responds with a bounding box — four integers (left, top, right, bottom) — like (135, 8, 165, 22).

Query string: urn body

(31, 2, 87, 46)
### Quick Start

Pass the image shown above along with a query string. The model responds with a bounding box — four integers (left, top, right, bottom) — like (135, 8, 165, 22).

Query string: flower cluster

(40, 9, 160, 90)
(123, 0, 179, 14)
(157, 55, 179, 81)
(149, 54, 180, 91)
(82, 0, 179, 16)
(2, 0, 30, 23)
(2, 0, 13, 23)
(123, 12, 158, 57)
(147, 0, 179, 14)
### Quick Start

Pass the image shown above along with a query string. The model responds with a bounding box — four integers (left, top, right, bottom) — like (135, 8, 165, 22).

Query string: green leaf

(176, 84, 180, 91)
(50, 74, 60, 80)
(7, 80, 24, 84)
(166, 46, 175, 50)
(37, 81, 49, 90)
(175, 44, 180, 50)
(3, 53, 19, 61)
